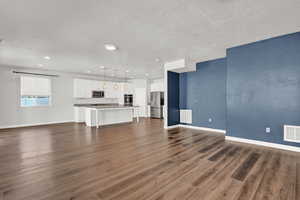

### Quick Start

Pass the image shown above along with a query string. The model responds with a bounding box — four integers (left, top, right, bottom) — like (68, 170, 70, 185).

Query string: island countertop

(74, 104, 138, 109)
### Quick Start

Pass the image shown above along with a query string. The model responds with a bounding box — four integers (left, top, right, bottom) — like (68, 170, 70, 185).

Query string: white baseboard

(164, 125, 180, 129)
(164, 124, 226, 134)
(226, 136, 300, 153)
(179, 124, 226, 134)
(0, 120, 75, 129)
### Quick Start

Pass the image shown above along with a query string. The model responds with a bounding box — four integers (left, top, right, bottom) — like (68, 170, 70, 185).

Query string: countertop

(74, 104, 138, 109)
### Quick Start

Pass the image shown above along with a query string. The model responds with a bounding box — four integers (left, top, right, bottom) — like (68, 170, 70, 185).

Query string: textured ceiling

(0, 0, 299, 79)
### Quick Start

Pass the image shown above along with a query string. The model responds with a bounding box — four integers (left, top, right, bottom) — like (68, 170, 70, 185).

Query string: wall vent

(284, 125, 300, 143)
(180, 109, 192, 124)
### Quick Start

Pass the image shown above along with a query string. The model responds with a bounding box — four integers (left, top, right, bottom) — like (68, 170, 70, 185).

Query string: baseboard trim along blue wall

(167, 31, 300, 149)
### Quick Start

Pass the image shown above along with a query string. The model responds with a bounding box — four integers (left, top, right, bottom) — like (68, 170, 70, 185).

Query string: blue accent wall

(167, 71, 180, 126)
(167, 32, 300, 148)
(179, 58, 227, 130)
(226, 32, 300, 147)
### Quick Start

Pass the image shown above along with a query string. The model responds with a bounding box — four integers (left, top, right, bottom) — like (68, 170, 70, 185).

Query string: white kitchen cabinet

(122, 82, 134, 94)
(103, 81, 112, 98)
(109, 82, 116, 98)
(74, 79, 88, 98)
(74, 79, 128, 103)
(128, 83, 134, 94)
(134, 87, 147, 117)
(116, 83, 124, 104)
(91, 80, 102, 91)
(113, 82, 123, 98)
(84, 80, 92, 97)
(100, 81, 121, 98)
(74, 79, 103, 98)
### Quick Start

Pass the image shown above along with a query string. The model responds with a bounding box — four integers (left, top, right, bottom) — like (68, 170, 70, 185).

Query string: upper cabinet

(73, 78, 126, 99)
(121, 82, 134, 95)
(103, 81, 113, 98)
(74, 79, 103, 98)
(91, 80, 103, 91)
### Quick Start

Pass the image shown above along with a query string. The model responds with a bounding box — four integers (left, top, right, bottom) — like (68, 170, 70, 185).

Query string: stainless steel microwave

(92, 91, 104, 98)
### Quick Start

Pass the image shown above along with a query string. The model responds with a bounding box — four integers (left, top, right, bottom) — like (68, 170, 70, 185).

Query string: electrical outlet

(208, 118, 212, 123)
(266, 127, 271, 133)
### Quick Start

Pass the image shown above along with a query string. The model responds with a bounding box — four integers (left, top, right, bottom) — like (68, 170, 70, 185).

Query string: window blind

(20, 76, 51, 96)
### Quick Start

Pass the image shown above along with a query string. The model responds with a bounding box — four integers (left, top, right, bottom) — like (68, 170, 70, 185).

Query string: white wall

(0, 66, 125, 128)
(0, 66, 156, 128)
(131, 79, 149, 117)
(0, 67, 74, 128)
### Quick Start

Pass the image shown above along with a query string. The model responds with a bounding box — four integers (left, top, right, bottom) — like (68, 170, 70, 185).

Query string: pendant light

(113, 69, 119, 90)
(102, 68, 106, 90)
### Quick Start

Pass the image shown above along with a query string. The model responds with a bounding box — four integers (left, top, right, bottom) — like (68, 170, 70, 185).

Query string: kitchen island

(74, 104, 139, 128)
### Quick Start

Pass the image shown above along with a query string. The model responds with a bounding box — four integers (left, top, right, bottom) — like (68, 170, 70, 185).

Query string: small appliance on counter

(124, 94, 133, 106)
(150, 92, 164, 119)
(92, 90, 104, 98)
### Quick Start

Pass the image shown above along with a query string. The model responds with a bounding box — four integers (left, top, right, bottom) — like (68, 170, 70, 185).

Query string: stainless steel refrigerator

(150, 92, 164, 119)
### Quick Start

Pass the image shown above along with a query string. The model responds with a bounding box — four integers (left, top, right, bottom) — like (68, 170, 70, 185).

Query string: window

(20, 76, 51, 107)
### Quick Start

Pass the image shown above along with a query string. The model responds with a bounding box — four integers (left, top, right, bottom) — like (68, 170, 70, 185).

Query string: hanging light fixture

(102, 68, 107, 90)
(123, 70, 126, 91)
(113, 83, 119, 90)
(113, 69, 119, 90)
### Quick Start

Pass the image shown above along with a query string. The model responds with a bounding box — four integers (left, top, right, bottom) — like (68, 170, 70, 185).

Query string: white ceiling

(0, 0, 299, 79)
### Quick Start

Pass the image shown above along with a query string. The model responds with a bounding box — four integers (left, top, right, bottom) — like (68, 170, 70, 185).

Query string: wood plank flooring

(0, 118, 299, 200)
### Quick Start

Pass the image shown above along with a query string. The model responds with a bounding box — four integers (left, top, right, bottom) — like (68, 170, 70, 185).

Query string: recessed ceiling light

(99, 66, 105, 69)
(44, 56, 51, 60)
(87, 70, 91, 73)
(126, 70, 129, 73)
(104, 44, 117, 51)
(38, 64, 43, 67)
(145, 73, 149, 76)
(155, 58, 161, 62)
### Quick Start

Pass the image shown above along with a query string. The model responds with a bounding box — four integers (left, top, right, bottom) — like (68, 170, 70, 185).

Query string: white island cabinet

(85, 107, 132, 127)
(81, 105, 139, 128)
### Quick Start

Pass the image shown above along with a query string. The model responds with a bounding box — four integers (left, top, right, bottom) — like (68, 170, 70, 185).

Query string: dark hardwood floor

(0, 118, 299, 200)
